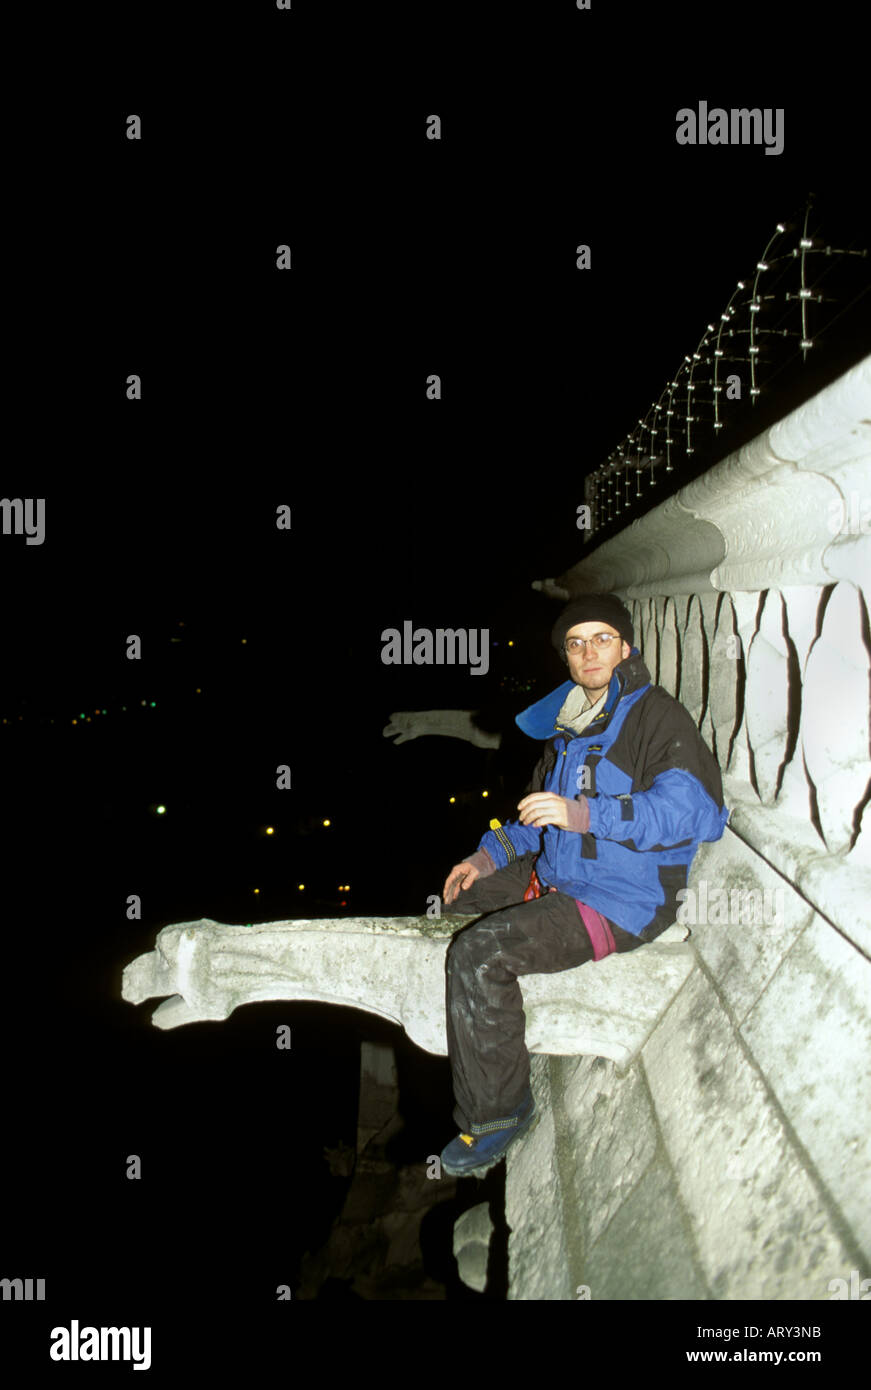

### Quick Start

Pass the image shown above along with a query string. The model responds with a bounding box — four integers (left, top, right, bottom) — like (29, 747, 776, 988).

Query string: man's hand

(517, 792, 573, 829)
(443, 861, 481, 905)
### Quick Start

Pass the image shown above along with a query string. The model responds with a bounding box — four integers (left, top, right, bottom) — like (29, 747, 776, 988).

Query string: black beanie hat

(551, 593, 635, 666)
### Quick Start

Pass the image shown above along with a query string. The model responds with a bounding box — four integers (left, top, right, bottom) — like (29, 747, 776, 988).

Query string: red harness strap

(522, 864, 548, 902)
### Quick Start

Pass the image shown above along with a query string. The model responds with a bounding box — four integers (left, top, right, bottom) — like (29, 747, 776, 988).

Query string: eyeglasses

(565, 634, 619, 655)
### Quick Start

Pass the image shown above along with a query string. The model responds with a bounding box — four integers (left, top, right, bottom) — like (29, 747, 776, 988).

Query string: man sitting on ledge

(439, 593, 729, 1178)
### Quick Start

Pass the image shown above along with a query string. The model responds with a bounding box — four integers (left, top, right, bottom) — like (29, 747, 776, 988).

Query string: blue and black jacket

(474, 650, 730, 940)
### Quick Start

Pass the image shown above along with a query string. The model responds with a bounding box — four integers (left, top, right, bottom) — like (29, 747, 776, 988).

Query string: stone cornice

(553, 356, 871, 598)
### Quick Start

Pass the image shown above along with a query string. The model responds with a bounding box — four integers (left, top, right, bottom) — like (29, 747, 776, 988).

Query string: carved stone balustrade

(550, 354, 871, 957)
(499, 354, 871, 1299)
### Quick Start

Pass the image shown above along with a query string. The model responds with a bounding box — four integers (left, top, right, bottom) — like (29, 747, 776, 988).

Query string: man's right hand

(443, 861, 480, 906)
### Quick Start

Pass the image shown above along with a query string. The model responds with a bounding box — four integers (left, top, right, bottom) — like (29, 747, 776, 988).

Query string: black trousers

(445, 851, 643, 1132)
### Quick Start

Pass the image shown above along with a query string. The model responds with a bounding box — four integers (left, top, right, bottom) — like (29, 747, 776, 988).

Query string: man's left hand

(517, 792, 573, 829)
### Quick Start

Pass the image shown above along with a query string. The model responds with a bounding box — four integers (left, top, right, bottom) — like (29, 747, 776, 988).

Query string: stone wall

(506, 843, 869, 1299)
(505, 355, 871, 1300)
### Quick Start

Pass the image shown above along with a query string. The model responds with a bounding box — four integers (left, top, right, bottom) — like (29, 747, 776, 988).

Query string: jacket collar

(514, 649, 651, 740)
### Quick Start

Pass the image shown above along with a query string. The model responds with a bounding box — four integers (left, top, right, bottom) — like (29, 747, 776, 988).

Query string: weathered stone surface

(508, 1051, 710, 1301)
(723, 790, 871, 957)
(452, 1202, 494, 1294)
(686, 837, 815, 1028)
(801, 580, 871, 854)
(122, 917, 459, 1051)
(799, 856, 871, 959)
(552, 1053, 659, 1253)
(518, 929, 695, 1067)
(122, 917, 694, 1065)
(643, 967, 855, 1299)
(739, 913, 871, 1260)
(581, 1152, 710, 1301)
(506, 1056, 574, 1301)
(357, 1041, 403, 1155)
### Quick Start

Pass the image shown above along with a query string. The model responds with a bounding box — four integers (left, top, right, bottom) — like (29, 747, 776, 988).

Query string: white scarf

(555, 682, 608, 735)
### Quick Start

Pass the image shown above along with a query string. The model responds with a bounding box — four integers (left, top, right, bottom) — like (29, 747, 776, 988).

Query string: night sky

(2, 0, 868, 1351)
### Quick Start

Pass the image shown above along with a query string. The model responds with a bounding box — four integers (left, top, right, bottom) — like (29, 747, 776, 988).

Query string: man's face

(564, 621, 631, 698)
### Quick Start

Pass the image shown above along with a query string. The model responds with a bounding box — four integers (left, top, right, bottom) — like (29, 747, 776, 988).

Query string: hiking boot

(440, 1087, 538, 1177)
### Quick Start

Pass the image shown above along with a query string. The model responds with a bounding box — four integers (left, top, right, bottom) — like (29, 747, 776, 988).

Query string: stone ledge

(641, 963, 862, 1298)
(121, 916, 694, 1065)
(723, 785, 871, 958)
